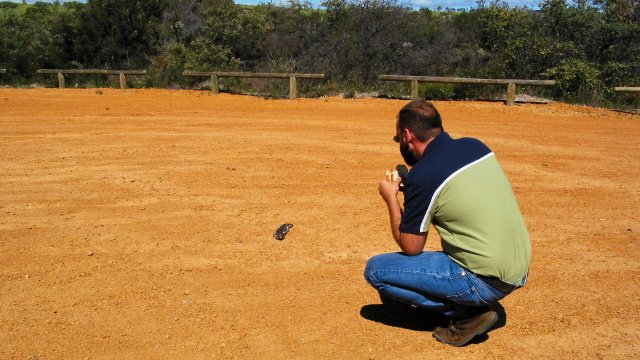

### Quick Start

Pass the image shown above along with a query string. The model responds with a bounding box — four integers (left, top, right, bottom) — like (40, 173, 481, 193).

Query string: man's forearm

(385, 197, 427, 255)
(385, 197, 403, 245)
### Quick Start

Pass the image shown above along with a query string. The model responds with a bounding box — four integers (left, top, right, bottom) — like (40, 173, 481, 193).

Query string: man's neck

(418, 130, 446, 159)
(416, 136, 437, 159)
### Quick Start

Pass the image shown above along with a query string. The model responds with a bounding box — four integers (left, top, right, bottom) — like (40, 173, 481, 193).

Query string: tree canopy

(0, 0, 638, 105)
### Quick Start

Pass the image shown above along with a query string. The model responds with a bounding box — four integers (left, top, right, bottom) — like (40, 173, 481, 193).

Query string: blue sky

(8, 0, 542, 10)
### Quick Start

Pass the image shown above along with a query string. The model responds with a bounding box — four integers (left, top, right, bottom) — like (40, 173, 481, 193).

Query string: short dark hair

(397, 100, 443, 141)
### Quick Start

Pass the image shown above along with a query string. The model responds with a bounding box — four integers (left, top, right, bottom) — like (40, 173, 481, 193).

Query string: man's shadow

(360, 301, 507, 345)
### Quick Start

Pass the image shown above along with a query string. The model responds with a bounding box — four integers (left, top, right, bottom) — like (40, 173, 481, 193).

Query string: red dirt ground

(1, 89, 639, 359)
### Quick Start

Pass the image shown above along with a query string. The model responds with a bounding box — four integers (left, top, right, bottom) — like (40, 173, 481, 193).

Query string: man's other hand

(379, 177, 401, 203)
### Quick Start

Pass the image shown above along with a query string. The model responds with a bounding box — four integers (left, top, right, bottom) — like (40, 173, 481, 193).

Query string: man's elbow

(401, 247, 423, 256)
(398, 233, 426, 256)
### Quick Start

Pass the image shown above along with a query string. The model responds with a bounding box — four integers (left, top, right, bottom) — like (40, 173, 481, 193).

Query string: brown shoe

(432, 307, 498, 347)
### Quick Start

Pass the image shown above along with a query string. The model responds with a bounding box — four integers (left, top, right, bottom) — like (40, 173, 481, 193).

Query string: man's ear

(403, 128, 414, 143)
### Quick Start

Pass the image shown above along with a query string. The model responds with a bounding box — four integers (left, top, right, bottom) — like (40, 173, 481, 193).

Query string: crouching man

(365, 100, 531, 347)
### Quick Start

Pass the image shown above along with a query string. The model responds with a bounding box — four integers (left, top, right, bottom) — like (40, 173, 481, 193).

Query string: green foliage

(198, 0, 269, 68)
(421, 83, 456, 100)
(544, 58, 605, 103)
(0, 2, 19, 10)
(78, 0, 166, 68)
(146, 41, 189, 87)
(1, 0, 639, 106)
(150, 0, 270, 80)
(186, 38, 241, 71)
(0, 2, 58, 80)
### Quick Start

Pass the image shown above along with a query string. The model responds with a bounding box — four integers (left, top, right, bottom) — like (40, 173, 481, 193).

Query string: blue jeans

(364, 251, 518, 318)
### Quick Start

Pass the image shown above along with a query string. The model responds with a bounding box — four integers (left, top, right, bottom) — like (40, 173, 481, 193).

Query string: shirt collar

(422, 132, 451, 158)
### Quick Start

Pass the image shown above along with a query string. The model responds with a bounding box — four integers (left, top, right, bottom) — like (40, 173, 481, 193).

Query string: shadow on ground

(360, 302, 507, 346)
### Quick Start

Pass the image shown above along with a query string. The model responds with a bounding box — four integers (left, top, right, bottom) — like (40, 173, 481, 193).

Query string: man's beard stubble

(400, 142, 419, 167)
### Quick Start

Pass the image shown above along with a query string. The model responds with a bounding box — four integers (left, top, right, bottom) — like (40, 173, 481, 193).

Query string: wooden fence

(36, 69, 147, 89)
(379, 75, 556, 106)
(17, 68, 633, 107)
(615, 87, 640, 93)
(183, 71, 324, 99)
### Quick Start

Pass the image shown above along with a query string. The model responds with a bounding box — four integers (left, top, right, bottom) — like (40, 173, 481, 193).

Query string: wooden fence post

(411, 79, 419, 100)
(119, 73, 127, 89)
(211, 74, 219, 94)
(289, 76, 297, 99)
(57, 72, 65, 88)
(506, 82, 516, 106)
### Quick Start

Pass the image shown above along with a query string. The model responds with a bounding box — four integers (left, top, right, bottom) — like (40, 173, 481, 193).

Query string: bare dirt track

(1, 89, 639, 359)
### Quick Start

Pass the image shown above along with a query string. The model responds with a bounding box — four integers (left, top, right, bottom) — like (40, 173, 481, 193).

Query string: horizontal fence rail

(614, 87, 640, 93)
(379, 75, 556, 106)
(183, 71, 324, 99)
(37, 69, 147, 89)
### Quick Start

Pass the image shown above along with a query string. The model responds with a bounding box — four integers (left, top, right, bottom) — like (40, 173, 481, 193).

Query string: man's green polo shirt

(399, 132, 531, 285)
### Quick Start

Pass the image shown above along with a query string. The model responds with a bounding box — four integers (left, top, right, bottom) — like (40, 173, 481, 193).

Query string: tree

(259, 0, 323, 73)
(160, 0, 205, 46)
(75, 0, 167, 69)
(316, 0, 414, 84)
(0, 2, 61, 78)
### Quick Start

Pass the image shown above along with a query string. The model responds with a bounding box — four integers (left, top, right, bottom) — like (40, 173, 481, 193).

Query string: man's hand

(379, 176, 401, 203)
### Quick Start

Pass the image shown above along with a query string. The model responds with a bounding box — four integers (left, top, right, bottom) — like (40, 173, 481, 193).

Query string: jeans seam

(445, 286, 472, 300)
(472, 286, 490, 305)
(373, 267, 465, 278)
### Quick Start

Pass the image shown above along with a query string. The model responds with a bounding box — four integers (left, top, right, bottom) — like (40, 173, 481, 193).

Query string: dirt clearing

(1, 89, 639, 359)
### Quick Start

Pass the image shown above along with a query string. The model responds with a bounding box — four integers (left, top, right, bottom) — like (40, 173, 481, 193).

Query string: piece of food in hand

(385, 170, 399, 182)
